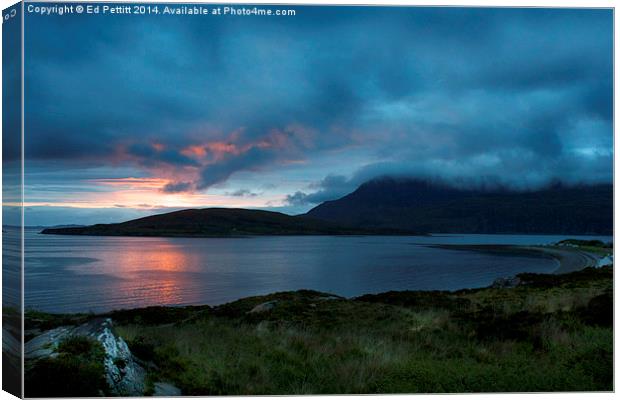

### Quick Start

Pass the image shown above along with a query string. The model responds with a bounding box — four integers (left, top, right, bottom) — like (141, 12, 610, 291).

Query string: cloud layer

(23, 7, 613, 219)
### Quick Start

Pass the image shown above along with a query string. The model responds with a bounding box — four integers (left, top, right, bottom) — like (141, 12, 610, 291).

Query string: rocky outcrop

(248, 301, 278, 314)
(25, 318, 146, 396)
(96, 319, 146, 395)
(490, 276, 521, 289)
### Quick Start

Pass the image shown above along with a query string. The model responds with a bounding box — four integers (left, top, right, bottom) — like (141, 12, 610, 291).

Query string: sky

(9, 5, 613, 226)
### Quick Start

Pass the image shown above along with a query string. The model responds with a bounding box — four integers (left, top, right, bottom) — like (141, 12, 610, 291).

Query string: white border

(0, 1, 616, 400)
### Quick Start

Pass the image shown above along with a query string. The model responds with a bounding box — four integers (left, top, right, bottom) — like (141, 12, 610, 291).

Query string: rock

(96, 319, 146, 396)
(248, 300, 277, 314)
(25, 318, 146, 396)
(25, 328, 42, 338)
(491, 276, 521, 288)
(153, 382, 182, 396)
(316, 295, 341, 301)
(25, 326, 72, 359)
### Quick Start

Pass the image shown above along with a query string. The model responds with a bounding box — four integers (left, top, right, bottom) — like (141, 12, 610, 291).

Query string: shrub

(125, 336, 157, 362)
(580, 290, 613, 327)
(26, 336, 107, 397)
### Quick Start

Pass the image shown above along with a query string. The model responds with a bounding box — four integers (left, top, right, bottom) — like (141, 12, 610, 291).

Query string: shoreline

(24, 243, 611, 315)
(23, 266, 613, 396)
(427, 244, 603, 274)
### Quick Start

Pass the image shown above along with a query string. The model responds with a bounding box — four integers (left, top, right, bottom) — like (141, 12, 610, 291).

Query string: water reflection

(21, 228, 612, 313)
(116, 241, 191, 274)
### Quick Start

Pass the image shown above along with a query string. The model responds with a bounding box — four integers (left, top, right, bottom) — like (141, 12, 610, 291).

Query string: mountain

(306, 178, 613, 235)
(40, 208, 415, 237)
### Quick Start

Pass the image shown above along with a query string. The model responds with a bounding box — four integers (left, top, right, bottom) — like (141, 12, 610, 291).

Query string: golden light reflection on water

(110, 241, 197, 305)
(115, 241, 191, 273)
(144, 276, 183, 306)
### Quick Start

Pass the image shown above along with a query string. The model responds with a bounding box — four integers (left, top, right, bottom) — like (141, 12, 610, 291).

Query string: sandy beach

(428, 244, 604, 275)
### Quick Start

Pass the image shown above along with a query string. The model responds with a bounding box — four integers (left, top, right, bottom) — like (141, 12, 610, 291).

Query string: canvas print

(2, 2, 614, 397)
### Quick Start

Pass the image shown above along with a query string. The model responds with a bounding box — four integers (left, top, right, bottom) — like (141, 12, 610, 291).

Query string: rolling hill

(40, 207, 414, 237)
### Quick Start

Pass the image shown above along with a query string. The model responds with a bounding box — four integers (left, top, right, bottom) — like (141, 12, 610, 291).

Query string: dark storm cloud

(25, 7, 612, 195)
(197, 147, 277, 189)
(126, 143, 199, 168)
(227, 189, 259, 198)
(286, 175, 356, 205)
(3, 4, 22, 162)
(161, 181, 193, 194)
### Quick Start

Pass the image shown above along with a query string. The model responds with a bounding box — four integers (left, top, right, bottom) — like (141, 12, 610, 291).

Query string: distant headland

(41, 178, 612, 237)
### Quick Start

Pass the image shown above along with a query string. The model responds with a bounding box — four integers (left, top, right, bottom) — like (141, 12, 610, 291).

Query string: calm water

(15, 227, 611, 313)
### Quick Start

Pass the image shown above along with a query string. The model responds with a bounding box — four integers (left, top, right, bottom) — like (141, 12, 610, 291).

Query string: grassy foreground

(26, 266, 613, 395)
